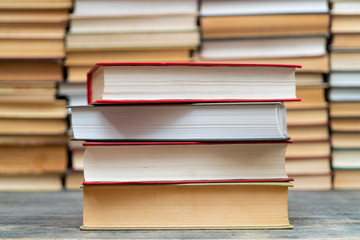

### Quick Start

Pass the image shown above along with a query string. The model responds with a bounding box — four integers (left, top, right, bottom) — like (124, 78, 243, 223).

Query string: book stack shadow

(70, 62, 300, 229)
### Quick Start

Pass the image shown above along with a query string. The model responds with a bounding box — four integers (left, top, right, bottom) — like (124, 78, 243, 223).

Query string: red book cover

(86, 62, 302, 105)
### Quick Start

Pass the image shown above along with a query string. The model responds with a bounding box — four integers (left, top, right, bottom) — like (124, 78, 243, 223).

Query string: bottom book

(81, 182, 293, 230)
(0, 173, 63, 191)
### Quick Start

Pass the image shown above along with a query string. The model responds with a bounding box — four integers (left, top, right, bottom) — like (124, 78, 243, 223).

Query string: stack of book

(70, 62, 299, 229)
(195, 0, 332, 190)
(330, 0, 360, 189)
(0, 0, 72, 190)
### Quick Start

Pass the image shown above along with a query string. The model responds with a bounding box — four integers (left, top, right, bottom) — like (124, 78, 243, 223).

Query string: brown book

(286, 140, 331, 158)
(332, 132, 360, 148)
(287, 108, 328, 126)
(65, 49, 192, 66)
(0, 22, 67, 39)
(287, 125, 329, 141)
(0, 38, 65, 59)
(0, 81, 57, 102)
(331, 117, 360, 131)
(288, 174, 332, 191)
(0, 173, 63, 191)
(201, 14, 329, 38)
(333, 169, 360, 190)
(0, 119, 67, 135)
(0, 9, 69, 22)
(0, 145, 67, 174)
(82, 182, 293, 230)
(332, 34, 360, 48)
(66, 31, 200, 51)
(330, 102, 360, 117)
(0, 100, 67, 119)
(65, 171, 83, 190)
(286, 157, 331, 175)
(331, 14, 360, 33)
(285, 86, 327, 109)
(294, 73, 324, 86)
(0, 61, 63, 81)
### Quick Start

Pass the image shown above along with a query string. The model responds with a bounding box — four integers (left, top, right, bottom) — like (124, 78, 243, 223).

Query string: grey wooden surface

(0, 190, 359, 239)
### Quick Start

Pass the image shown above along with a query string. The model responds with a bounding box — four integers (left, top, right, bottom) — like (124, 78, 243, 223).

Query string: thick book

(70, 102, 288, 141)
(82, 141, 291, 182)
(81, 181, 293, 230)
(86, 62, 300, 105)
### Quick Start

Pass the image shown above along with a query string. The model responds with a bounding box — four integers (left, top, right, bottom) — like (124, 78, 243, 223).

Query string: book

(66, 31, 200, 51)
(0, 81, 57, 103)
(330, 50, 360, 71)
(87, 63, 300, 104)
(286, 157, 331, 175)
(0, 60, 63, 81)
(287, 125, 329, 141)
(0, 118, 67, 135)
(200, 0, 328, 16)
(330, 102, 360, 117)
(82, 182, 293, 230)
(287, 174, 332, 190)
(0, 38, 65, 59)
(82, 141, 290, 183)
(198, 36, 327, 60)
(329, 71, 360, 87)
(331, 117, 360, 131)
(69, 14, 197, 34)
(0, 0, 72, 9)
(332, 148, 360, 169)
(331, 15, 360, 33)
(328, 87, 360, 101)
(70, 103, 288, 141)
(286, 140, 331, 158)
(0, 22, 67, 39)
(332, 132, 360, 148)
(0, 145, 67, 174)
(294, 73, 325, 86)
(287, 108, 328, 125)
(58, 82, 87, 106)
(200, 14, 329, 39)
(333, 169, 360, 189)
(72, 0, 198, 16)
(65, 49, 192, 66)
(65, 170, 83, 190)
(0, 173, 63, 191)
(0, 100, 67, 119)
(285, 86, 327, 109)
(332, 34, 360, 48)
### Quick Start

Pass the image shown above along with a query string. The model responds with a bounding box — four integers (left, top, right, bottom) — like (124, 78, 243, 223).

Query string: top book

(87, 62, 300, 105)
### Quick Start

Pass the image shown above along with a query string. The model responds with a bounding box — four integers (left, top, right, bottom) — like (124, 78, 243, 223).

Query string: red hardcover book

(86, 62, 301, 105)
(81, 141, 292, 183)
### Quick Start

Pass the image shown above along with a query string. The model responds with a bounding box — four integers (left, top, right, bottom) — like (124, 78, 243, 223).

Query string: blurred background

(0, 0, 359, 191)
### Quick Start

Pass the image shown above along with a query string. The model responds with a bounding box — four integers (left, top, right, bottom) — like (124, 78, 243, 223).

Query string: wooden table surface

(1, 190, 359, 239)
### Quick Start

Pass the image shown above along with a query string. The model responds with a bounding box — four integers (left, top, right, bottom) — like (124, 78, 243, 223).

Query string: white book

(70, 103, 288, 141)
(329, 72, 360, 87)
(329, 88, 360, 101)
(200, 0, 329, 16)
(199, 36, 327, 60)
(73, 0, 198, 16)
(83, 142, 290, 182)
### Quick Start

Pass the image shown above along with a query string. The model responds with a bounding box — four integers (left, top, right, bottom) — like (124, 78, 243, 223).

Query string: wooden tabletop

(1, 190, 359, 239)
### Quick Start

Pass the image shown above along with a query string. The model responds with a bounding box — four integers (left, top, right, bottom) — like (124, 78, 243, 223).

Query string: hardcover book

(70, 102, 288, 141)
(86, 62, 300, 105)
